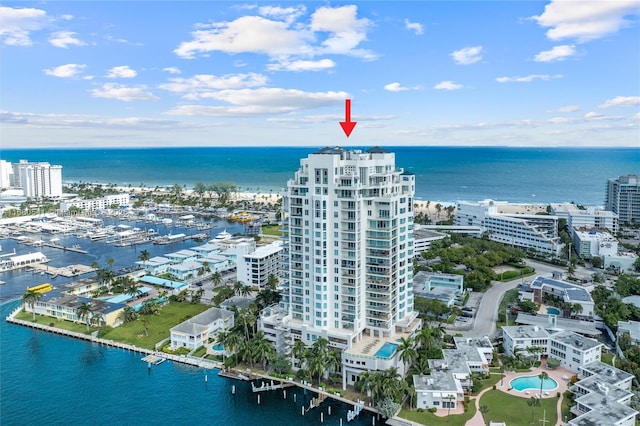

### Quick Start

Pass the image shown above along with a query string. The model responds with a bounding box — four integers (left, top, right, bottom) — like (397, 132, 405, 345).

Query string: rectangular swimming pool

(375, 342, 398, 359)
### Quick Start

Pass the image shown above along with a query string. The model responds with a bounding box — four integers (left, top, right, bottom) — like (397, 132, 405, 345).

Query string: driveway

(452, 260, 557, 338)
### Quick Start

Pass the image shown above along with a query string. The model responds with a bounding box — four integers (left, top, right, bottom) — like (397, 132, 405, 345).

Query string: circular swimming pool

(510, 375, 558, 392)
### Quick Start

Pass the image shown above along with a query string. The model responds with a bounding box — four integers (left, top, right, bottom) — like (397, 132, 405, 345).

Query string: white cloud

(163, 67, 181, 75)
(258, 5, 306, 24)
(165, 88, 347, 117)
(532, 0, 640, 42)
(159, 73, 268, 96)
(106, 66, 137, 79)
(49, 31, 85, 48)
(599, 96, 640, 108)
(496, 74, 562, 83)
(384, 82, 409, 92)
(43, 63, 86, 78)
(0, 6, 48, 46)
(175, 5, 375, 62)
(557, 105, 580, 113)
(404, 19, 423, 35)
(584, 111, 603, 119)
(534, 44, 576, 62)
(175, 16, 311, 59)
(91, 83, 158, 102)
(267, 59, 336, 72)
(434, 81, 463, 90)
(450, 46, 483, 65)
(384, 82, 421, 92)
(310, 5, 375, 59)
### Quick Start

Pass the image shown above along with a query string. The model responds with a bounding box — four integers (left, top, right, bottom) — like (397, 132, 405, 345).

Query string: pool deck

(463, 363, 573, 426)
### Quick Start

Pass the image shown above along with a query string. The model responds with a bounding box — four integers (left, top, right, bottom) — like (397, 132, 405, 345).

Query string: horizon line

(2, 145, 639, 151)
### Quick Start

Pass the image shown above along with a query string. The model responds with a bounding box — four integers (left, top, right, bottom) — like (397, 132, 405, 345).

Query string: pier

(251, 379, 295, 393)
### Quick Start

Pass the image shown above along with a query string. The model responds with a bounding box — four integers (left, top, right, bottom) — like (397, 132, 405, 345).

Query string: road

(453, 259, 565, 338)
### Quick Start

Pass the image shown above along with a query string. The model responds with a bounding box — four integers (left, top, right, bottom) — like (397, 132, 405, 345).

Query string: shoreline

(5, 303, 380, 419)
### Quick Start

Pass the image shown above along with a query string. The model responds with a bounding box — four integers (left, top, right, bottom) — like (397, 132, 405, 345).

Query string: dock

(251, 379, 295, 393)
(30, 263, 95, 278)
(218, 370, 256, 381)
(142, 354, 166, 365)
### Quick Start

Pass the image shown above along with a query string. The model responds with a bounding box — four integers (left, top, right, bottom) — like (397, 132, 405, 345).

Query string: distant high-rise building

(13, 160, 63, 198)
(260, 147, 419, 358)
(605, 174, 640, 224)
(0, 160, 13, 189)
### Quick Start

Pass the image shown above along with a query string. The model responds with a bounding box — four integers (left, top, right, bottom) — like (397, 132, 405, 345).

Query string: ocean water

(1, 146, 638, 205)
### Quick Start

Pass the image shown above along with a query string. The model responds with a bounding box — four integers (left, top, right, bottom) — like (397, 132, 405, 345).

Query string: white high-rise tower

(260, 147, 420, 385)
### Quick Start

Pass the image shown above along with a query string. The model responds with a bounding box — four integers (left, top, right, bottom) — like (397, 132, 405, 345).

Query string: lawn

(399, 402, 476, 426)
(101, 302, 210, 350)
(479, 389, 559, 425)
(15, 310, 91, 334)
(261, 224, 282, 236)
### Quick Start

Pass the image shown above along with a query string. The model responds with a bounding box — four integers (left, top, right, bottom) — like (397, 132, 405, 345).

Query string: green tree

(22, 289, 42, 320)
(527, 396, 538, 423)
(138, 249, 150, 270)
(397, 336, 417, 370)
(292, 339, 307, 368)
(76, 302, 93, 332)
(211, 271, 222, 287)
(538, 371, 549, 398)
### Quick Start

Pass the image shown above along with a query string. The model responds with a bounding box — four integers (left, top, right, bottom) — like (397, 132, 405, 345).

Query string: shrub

(417, 408, 424, 413)
(428, 407, 437, 413)
(223, 357, 237, 369)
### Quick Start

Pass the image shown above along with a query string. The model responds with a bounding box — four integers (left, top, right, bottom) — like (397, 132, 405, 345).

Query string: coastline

(5, 302, 381, 420)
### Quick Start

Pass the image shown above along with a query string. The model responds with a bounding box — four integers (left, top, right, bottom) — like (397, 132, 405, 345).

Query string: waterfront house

(28, 292, 125, 327)
(170, 307, 234, 350)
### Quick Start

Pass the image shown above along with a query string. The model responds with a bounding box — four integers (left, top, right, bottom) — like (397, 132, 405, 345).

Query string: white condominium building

(605, 174, 640, 224)
(260, 147, 421, 383)
(550, 203, 618, 234)
(237, 241, 283, 289)
(60, 193, 130, 212)
(455, 200, 562, 255)
(13, 160, 63, 197)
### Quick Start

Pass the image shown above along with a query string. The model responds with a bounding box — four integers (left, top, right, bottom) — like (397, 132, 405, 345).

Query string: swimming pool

(547, 307, 561, 315)
(211, 344, 225, 351)
(375, 342, 398, 359)
(510, 375, 558, 392)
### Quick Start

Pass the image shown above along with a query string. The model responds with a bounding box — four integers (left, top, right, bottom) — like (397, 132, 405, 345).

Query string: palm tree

(446, 393, 456, 417)
(397, 337, 417, 373)
(251, 331, 275, 370)
(479, 404, 490, 420)
(226, 331, 243, 366)
(22, 289, 42, 320)
(76, 302, 93, 332)
(138, 249, 150, 271)
(141, 316, 149, 337)
(125, 282, 143, 299)
(410, 354, 430, 376)
(91, 312, 103, 328)
(527, 396, 537, 423)
(211, 271, 222, 287)
(326, 349, 342, 377)
(538, 371, 549, 397)
(292, 339, 307, 368)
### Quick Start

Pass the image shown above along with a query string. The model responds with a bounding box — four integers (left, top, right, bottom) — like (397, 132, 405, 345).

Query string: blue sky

(1, 1, 639, 148)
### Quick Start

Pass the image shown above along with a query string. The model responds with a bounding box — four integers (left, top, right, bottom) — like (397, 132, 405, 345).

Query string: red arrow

(339, 99, 357, 137)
